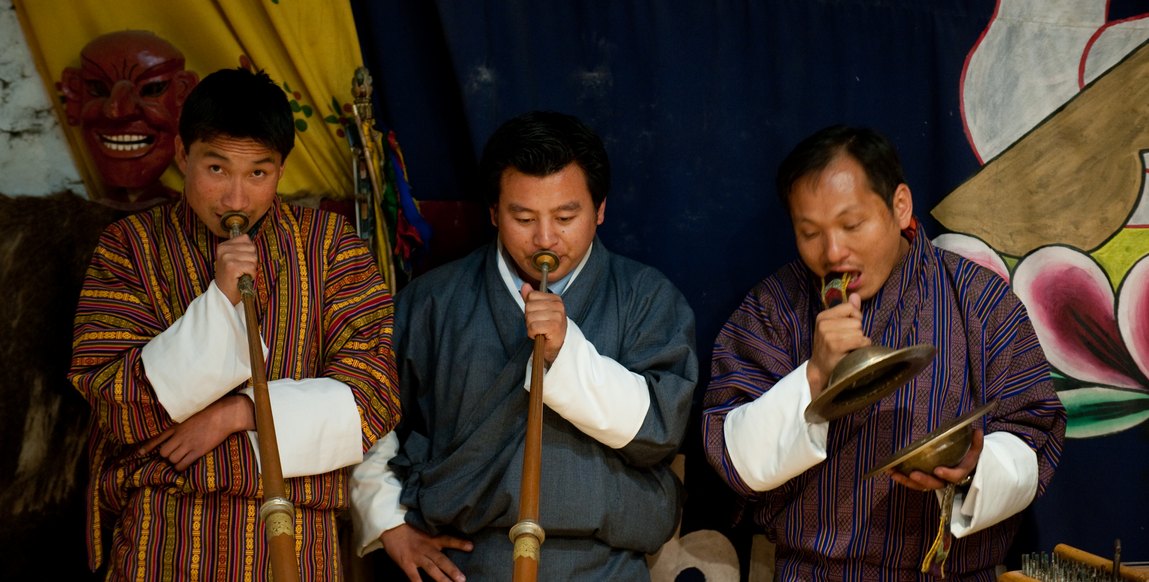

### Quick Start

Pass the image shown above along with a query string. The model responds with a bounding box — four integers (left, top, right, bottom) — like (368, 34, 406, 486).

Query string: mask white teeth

(100, 134, 152, 151)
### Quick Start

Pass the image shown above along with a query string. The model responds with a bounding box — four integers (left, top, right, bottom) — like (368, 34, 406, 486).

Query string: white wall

(0, 0, 84, 197)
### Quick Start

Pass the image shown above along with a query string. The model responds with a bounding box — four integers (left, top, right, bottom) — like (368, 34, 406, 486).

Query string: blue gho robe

(392, 238, 698, 578)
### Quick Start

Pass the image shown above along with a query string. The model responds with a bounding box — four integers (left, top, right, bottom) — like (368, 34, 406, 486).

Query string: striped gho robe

(69, 200, 400, 581)
(702, 221, 1065, 581)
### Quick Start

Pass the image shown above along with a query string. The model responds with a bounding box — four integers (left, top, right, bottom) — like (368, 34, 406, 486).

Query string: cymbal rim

(862, 400, 999, 479)
(803, 344, 936, 424)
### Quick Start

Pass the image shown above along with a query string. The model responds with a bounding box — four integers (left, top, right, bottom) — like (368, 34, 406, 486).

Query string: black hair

(477, 111, 610, 208)
(775, 125, 905, 211)
(178, 67, 295, 161)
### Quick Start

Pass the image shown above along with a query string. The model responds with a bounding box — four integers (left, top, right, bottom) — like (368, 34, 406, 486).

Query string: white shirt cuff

(143, 281, 265, 422)
(723, 361, 828, 491)
(240, 377, 363, 479)
(349, 431, 407, 556)
(950, 431, 1038, 537)
(524, 320, 650, 449)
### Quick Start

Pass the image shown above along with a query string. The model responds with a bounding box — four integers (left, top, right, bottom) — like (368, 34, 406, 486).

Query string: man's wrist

(805, 365, 825, 398)
(233, 394, 256, 432)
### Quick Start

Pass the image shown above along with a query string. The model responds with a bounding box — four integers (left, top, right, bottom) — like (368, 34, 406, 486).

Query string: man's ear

(892, 184, 913, 229)
(174, 136, 188, 173)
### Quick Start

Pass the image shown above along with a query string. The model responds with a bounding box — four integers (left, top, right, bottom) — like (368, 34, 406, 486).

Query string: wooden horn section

(220, 211, 300, 582)
(511, 250, 559, 582)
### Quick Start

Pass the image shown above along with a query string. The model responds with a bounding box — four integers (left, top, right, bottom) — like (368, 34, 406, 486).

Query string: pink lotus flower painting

(938, 235, 1149, 438)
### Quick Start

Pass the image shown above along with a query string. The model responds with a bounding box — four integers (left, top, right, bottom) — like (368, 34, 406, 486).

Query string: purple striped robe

(69, 200, 400, 581)
(702, 222, 1065, 581)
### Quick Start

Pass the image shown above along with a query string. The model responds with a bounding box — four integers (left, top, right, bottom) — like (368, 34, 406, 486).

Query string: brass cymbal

(804, 343, 936, 424)
(863, 400, 999, 479)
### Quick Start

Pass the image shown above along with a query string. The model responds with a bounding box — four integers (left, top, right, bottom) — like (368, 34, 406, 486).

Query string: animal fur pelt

(0, 191, 120, 580)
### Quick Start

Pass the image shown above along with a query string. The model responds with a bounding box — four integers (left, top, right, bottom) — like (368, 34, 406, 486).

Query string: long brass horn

(511, 249, 558, 582)
(804, 272, 935, 423)
(221, 212, 300, 582)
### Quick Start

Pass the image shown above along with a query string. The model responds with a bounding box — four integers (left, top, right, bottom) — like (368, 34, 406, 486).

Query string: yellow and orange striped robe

(70, 199, 399, 581)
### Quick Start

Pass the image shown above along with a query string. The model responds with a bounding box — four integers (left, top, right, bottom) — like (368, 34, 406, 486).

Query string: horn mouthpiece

(221, 212, 250, 238)
(531, 251, 558, 273)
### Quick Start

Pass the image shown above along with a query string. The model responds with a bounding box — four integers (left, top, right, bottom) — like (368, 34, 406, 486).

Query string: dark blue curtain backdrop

(350, 0, 1149, 568)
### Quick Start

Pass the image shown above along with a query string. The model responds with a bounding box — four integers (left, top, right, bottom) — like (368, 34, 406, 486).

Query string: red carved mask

(61, 31, 198, 205)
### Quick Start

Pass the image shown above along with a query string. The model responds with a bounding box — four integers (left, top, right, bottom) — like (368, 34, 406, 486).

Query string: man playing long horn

(351, 111, 698, 581)
(69, 67, 400, 581)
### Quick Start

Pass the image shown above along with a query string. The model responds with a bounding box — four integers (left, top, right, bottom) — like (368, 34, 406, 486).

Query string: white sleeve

(349, 431, 407, 557)
(142, 281, 267, 422)
(239, 377, 363, 478)
(723, 361, 828, 491)
(523, 319, 650, 449)
(950, 431, 1038, 537)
